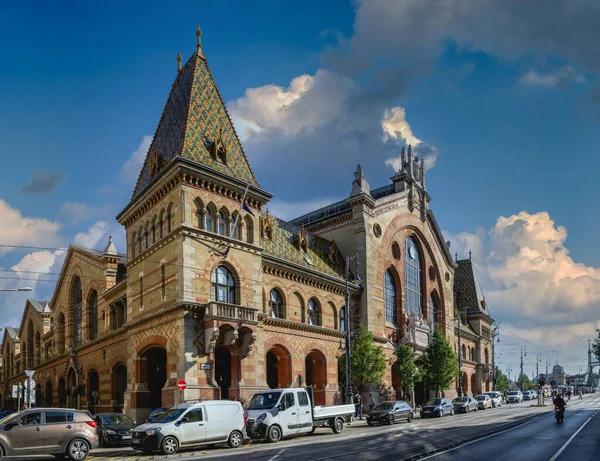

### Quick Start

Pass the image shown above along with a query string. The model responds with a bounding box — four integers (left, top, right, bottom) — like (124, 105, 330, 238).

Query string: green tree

(420, 328, 459, 396)
(338, 327, 387, 393)
(494, 366, 510, 391)
(517, 372, 532, 391)
(393, 344, 419, 400)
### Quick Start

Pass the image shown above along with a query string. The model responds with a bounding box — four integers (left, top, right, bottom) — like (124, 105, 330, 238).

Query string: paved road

(7, 396, 599, 461)
(424, 395, 600, 461)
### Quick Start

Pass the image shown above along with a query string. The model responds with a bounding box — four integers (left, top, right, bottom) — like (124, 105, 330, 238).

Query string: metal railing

(205, 301, 258, 323)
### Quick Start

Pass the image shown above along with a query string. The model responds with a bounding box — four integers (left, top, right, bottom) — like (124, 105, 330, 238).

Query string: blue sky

(1, 0, 599, 376)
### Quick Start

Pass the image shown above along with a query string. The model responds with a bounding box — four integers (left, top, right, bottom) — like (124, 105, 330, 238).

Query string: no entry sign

(177, 380, 187, 390)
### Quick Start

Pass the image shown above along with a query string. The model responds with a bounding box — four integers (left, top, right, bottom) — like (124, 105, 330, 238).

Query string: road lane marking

(547, 409, 599, 461)
(267, 448, 285, 461)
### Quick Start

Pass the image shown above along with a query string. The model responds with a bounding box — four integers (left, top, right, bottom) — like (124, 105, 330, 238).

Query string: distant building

(549, 364, 567, 385)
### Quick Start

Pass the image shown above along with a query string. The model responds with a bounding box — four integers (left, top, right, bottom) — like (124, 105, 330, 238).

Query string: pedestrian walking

(368, 393, 375, 412)
(578, 389, 583, 400)
(354, 392, 362, 419)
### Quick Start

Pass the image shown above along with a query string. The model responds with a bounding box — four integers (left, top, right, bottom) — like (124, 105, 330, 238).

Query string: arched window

(194, 199, 204, 229)
(231, 213, 241, 239)
(57, 313, 65, 353)
(131, 231, 137, 257)
(244, 216, 254, 244)
(87, 290, 98, 341)
(404, 236, 422, 317)
(166, 205, 172, 233)
(211, 266, 236, 304)
(137, 232, 142, 255)
(218, 211, 227, 236)
(205, 207, 214, 232)
(269, 289, 284, 318)
(471, 347, 476, 362)
(384, 269, 397, 326)
(461, 344, 467, 360)
(72, 277, 83, 347)
(339, 307, 346, 332)
(158, 210, 164, 239)
(308, 298, 320, 326)
(144, 223, 149, 249)
(151, 217, 157, 244)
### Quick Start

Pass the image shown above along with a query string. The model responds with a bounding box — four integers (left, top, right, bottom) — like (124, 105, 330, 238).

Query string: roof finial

(455, 251, 458, 262)
(176, 52, 182, 73)
(469, 249, 472, 260)
(196, 25, 202, 49)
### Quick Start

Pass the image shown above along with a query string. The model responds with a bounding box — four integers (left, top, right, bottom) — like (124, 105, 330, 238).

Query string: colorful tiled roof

(454, 259, 489, 314)
(132, 44, 259, 199)
(262, 218, 346, 279)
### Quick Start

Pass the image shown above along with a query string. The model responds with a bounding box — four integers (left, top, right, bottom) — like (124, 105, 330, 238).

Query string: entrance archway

(88, 370, 100, 413)
(266, 345, 290, 389)
(58, 377, 66, 407)
(471, 374, 478, 396)
(462, 372, 468, 396)
(140, 347, 166, 410)
(46, 381, 53, 407)
(215, 346, 232, 399)
(305, 350, 327, 405)
(112, 363, 127, 412)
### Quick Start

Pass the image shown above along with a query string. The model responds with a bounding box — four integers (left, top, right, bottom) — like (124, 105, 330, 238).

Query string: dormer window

(212, 127, 227, 164)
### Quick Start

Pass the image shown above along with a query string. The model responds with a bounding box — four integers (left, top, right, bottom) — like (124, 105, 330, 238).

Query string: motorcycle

(555, 405, 565, 423)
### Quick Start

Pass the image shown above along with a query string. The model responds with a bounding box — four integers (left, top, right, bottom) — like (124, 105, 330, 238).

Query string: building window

(110, 299, 127, 330)
(144, 224, 149, 249)
(166, 205, 172, 233)
(151, 218, 156, 244)
(218, 211, 226, 236)
(308, 298, 320, 326)
(137, 233, 142, 255)
(205, 208, 214, 232)
(461, 344, 466, 360)
(211, 266, 236, 304)
(384, 269, 397, 326)
(72, 277, 83, 347)
(161, 264, 166, 301)
(269, 289, 284, 318)
(339, 307, 346, 331)
(158, 211, 164, 239)
(131, 232, 137, 257)
(87, 290, 98, 341)
(231, 214, 241, 239)
(404, 236, 422, 317)
(244, 216, 254, 244)
(139, 276, 144, 310)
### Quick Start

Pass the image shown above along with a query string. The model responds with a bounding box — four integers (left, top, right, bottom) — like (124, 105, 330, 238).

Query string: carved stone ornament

(223, 328, 239, 346)
(373, 223, 382, 238)
(212, 127, 227, 164)
(261, 211, 274, 240)
(296, 225, 309, 253)
(205, 328, 220, 355)
(240, 331, 257, 359)
(149, 149, 164, 178)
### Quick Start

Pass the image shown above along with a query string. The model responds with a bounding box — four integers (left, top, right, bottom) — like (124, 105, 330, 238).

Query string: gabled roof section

(454, 259, 490, 315)
(6, 327, 18, 340)
(132, 35, 259, 200)
(263, 218, 346, 280)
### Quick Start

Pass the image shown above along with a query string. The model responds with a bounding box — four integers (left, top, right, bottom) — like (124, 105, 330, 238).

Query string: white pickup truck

(245, 387, 355, 443)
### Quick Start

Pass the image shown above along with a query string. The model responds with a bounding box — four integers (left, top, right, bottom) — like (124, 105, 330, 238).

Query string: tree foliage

(494, 366, 510, 391)
(338, 327, 387, 392)
(393, 344, 419, 398)
(420, 328, 459, 396)
(517, 372, 532, 391)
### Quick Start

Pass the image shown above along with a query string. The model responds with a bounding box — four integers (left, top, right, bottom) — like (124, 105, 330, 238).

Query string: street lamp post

(491, 325, 499, 391)
(457, 307, 465, 397)
(0, 287, 32, 292)
(520, 346, 527, 392)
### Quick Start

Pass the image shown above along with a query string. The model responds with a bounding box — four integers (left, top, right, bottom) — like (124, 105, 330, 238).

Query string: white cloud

(118, 136, 153, 185)
(0, 199, 62, 256)
(445, 211, 600, 374)
(73, 221, 108, 249)
(518, 66, 586, 88)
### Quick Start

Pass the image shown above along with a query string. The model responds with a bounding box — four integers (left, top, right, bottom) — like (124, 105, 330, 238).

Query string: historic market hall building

(1, 30, 495, 420)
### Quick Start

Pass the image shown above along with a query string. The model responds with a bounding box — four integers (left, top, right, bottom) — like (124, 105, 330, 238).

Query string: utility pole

(520, 346, 527, 392)
(491, 325, 499, 391)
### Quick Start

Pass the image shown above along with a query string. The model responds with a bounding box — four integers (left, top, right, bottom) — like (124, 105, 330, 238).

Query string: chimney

(102, 236, 120, 289)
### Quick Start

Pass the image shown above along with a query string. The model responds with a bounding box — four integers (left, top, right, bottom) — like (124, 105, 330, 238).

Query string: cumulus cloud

(518, 66, 586, 88)
(73, 221, 109, 249)
(118, 136, 153, 186)
(445, 210, 600, 373)
(21, 171, 64, 194)
(0, 199, 62, 256)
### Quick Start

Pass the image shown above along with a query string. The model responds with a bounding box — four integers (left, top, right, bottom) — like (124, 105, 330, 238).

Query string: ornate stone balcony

(204, 301, 258, 324)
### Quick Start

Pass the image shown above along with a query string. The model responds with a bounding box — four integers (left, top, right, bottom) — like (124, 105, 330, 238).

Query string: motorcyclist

(553, 393, 566, 419)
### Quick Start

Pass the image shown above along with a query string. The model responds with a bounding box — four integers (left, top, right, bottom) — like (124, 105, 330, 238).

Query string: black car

(94, 412, 136, 447)
(366, 401, 414, 426)
(144, 406, 170, 423)
(420, 398, 455, 418)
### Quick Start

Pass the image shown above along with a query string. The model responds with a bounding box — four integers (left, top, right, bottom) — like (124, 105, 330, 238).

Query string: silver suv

(0, 408, 99, 460)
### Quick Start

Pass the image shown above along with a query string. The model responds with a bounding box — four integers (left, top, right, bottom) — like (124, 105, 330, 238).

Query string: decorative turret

(102, 236, 119, 290)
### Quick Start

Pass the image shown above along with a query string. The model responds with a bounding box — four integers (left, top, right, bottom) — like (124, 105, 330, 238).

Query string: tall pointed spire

(196, 25, 206, 60)
(176, 52, 182, 73)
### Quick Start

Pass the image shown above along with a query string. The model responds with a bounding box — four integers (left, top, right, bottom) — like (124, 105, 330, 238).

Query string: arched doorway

(58, 378, 66, 407)
(462, 372, 468, 396)
(46, 381, 53, 407)
(66, 368, 78, 409)
(36, 385, 42, 407)
(471, 374, 478, 396)
(485, 379, 490, 392)
(266, 345, 290, 389)
(215, 346, 232, 399)
(112, 363, 127, 412)
(305, 351, 327, 406)
(141, 347, 166, 410)
(88, 370, 100, 413)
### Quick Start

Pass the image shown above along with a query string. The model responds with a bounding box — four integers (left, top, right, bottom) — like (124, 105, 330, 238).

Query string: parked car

(452, 396, 479, 413)
(0, 408, 99, 460)
(522, 391, 535, 401)
(93, 413, 136, 447)
(506, 391, 523, 403)
(475, 394, 493, 410)
(420, 398, 454, 418)
(366, 401, 413, 426)
(144, 407, 170, 424)
(484, 391, 502, 407)
(132, 400, 246, 454)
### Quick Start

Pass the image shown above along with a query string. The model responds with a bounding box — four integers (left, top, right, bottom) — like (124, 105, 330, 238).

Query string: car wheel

(407, 413, 413, 423)
(67, 438, 89, 461)
(161, 436, 179, 455)
(228, 430, 243, 448)
(367, 420, 373, 426)
(267, 425, 282, 443)
(332, 418, 344, 434)
(388, 414, 395, 425)
(438, 410, 444, 418)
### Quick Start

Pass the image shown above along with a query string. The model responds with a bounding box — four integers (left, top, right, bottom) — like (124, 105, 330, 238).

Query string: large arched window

(308, 298, 320, 326)
(72, 277, 83, 347)
(218, 211, 227, 236)
(211, 266, 236, 304)
(87, 290, 98, 341)
(429, 293, 436, 327)
(404, 236, 422, 317)
(244, 216, 254, 244)
(461, 344, 467, 360)
(339, 307, 346, 332)
(205, 208, 214, 232)
(384, 269, 397, 326)
(166, 204, 172, 233)
(269, 289, 284, 318)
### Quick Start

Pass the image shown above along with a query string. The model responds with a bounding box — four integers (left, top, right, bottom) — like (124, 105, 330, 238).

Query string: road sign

(25, 370, 35, 378)
(12, 384, 21, 398)
(177, 380, 187, 391)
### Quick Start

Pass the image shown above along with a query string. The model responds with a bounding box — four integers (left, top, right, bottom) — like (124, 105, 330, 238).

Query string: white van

(131, 401, 246, 454)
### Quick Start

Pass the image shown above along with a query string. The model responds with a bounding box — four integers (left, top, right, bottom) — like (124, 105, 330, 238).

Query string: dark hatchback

(420, 398, 455, 418)
(94, 413, 136, 447)
(144, 407, 170, 423)
(367, 401, 414, 426)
